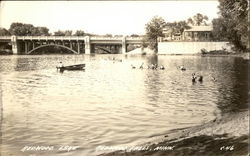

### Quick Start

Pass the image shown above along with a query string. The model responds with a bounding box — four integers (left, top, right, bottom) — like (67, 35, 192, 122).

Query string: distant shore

(1, 48, 249, 61)
(127, 48, 250, 59)
(98, 110, 249, 156)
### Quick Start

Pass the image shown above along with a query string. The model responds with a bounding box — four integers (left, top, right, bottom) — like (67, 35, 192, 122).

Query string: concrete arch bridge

(0, 36, 143, 55)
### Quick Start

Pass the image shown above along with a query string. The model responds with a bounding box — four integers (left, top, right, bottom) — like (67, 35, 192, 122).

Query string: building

(182, 25, 213, 41)
(160, 25, 213, 42)
(161, 27, 183, 42)
(161, 27, 173, 41)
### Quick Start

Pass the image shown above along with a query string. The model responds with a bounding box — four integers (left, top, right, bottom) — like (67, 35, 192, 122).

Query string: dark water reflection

(214, 58, 249, 113)
(0, 54, 248, 156)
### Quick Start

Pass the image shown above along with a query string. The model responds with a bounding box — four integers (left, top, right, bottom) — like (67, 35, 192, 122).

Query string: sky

(0, 1, 220, 35)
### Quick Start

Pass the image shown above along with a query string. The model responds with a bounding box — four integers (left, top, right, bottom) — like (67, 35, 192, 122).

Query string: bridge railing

(126, 37, 144, 40)
(0, 36, 11, 40)
(90, 37, 143, 40)
(90, 36, 123, 40)
(16, 36, 86, 41)
(0, 35, 144, 42)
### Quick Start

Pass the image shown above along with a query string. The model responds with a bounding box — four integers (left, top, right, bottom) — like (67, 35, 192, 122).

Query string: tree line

(0, 22, 86, 36)
(0, 23, 141, 37)
(212, 0, 248, 51)
(0, 23, 50, 36)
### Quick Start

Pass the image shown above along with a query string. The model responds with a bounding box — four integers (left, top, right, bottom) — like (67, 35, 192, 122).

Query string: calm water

(0, 54, 249, 156)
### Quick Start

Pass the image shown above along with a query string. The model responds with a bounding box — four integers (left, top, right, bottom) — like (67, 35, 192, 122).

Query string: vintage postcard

(0, 1, 249, 156)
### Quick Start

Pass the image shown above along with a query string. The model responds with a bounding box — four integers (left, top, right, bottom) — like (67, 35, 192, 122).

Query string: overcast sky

(0, 1, 219, 35)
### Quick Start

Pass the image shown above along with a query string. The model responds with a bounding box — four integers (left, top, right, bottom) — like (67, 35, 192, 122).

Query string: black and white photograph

(0, 0, 249, 156)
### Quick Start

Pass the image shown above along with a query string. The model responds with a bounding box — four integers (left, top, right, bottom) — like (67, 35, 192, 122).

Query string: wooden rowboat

(57, 64, 85, 72)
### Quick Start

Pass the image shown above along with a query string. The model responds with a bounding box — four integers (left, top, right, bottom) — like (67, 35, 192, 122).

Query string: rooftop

(184, 25, 213, 32)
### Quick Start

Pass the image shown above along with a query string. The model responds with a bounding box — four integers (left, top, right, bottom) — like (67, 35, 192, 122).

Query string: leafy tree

(145, 16, 166, 52)
(31, 27, 40, 36)
(74, 30, 85, 36)
(54, 30, 66, 36)
(213, 0, 248, 51)
(0, 28, 11, 36)
(30, 26, 49, 36)
(8, 22, 50, 36)
(25, 24, 35, 35)
(177, 21, 191, 33)
(54, 30, 72, 36)
(211, 18, 228, 41)
(130, 34, 139, 37)
(64, 30, 72, 36)
(141, 36, 149, 48)
(9, 22, 33, 36)
(187, 13, 209, 26)
(165, 20, 190, 39)
(104, 34, 112, 37)
(114, 35, 123, 37)
(35, 27, 50, 36)
(85, 33, 96, 36)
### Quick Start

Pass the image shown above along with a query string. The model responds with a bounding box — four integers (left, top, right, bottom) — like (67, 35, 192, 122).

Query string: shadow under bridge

(92, 44, 122, 54)
(27, 44, 81, 54)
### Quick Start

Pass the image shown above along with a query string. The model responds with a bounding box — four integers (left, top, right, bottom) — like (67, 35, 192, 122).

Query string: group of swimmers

(131, 63, 165, 70)
(131, 64, 189, 71)
(192, 73, 203, 83)
(131, 64, 210, 83)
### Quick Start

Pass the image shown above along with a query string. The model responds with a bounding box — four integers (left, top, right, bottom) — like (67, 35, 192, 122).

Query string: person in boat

(57, 62, 64, 68)
(56, 62, 64, 73)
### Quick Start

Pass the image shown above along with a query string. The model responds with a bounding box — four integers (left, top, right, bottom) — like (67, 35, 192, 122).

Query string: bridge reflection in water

(0, 36, 143, 55)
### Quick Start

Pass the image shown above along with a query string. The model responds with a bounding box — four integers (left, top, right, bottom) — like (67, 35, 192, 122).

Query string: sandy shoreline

(98, 111, 249, 156)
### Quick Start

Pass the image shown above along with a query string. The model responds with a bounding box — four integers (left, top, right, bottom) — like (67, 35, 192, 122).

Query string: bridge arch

(95, 46, 112, 54)
(27, 44, 79, 55)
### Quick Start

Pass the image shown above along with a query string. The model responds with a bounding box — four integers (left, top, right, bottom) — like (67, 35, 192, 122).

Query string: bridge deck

(0, 36, 143, 43)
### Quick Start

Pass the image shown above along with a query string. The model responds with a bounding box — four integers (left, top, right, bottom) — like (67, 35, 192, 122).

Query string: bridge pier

(11, 36, 19, 54)
(32, 42, 35, 49)
(77, 42, 80, 54)
(84, 36, 90, 54)
(70, 41, 73, 49)
(122, 37, 127, 54)
(25, 41, 28, 54)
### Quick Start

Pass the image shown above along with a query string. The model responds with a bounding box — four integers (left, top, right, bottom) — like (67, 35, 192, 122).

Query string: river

(0, 54, 248, 156)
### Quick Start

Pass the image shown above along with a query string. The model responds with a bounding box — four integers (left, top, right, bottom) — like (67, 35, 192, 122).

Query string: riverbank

(98, 111, 249, 156)
(127, 48, 250, 60)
